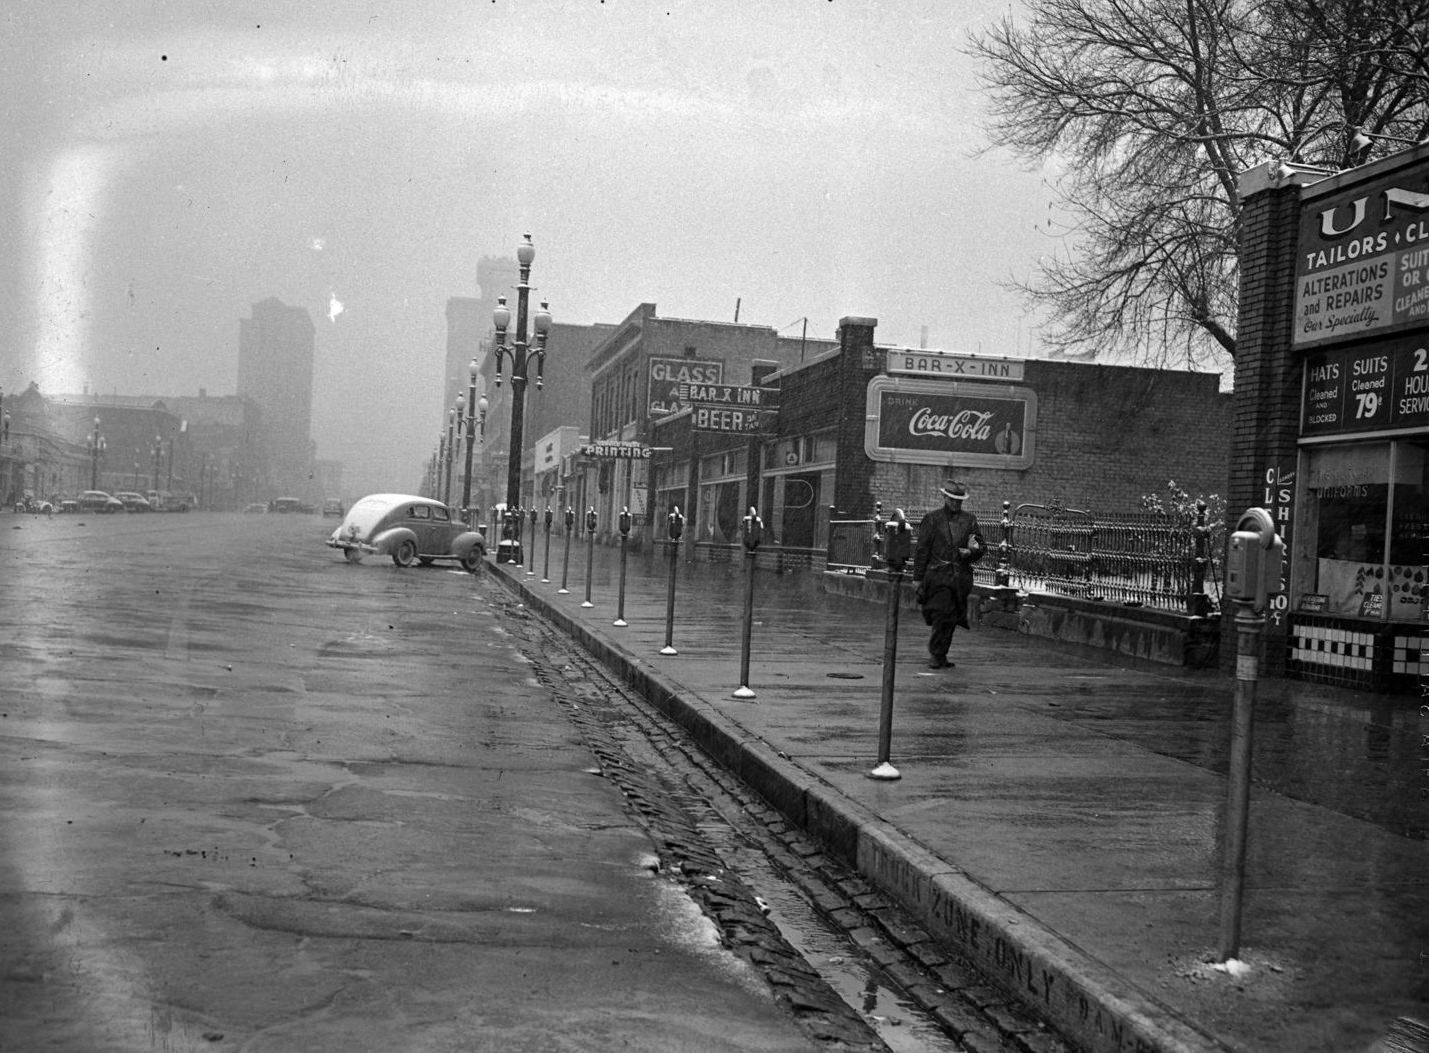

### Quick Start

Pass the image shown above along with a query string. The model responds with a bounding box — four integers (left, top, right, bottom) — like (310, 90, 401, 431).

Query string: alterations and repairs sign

(886, 348, 1026, 381)
(1294, 163, 1429, 348)
(864, 375, 1036, 469)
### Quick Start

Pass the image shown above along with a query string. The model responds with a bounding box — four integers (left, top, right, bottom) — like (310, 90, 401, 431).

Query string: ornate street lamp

(443, 406, 458, 505)
(151, 435, 163, 494)
(87, 418, 106, 490)
(459, 358, 486, 523)
(491, 233, 552, 545)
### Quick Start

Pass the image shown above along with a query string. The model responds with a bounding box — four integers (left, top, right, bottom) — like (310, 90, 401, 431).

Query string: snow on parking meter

(1226, 507, 1285, 613)
(883, 508, 911, 569)
(742, 507, 763, 551)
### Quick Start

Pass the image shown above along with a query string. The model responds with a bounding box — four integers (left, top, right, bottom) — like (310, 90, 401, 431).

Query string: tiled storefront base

(1287, 613, 1429, 693)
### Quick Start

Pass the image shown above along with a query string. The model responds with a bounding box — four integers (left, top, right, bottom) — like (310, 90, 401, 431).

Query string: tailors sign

(1294, 162, 1429, 349)
(864, 375, 1036, 469)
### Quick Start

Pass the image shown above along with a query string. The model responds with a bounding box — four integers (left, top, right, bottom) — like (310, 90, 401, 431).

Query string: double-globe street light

(491, 233, 551, 554)
(87, 418, 106, 490)
(459, 358, 488, 524)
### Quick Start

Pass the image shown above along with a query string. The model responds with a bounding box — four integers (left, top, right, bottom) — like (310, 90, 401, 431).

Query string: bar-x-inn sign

(676, 382, 778, 406)
(887, 349, 1025, 381)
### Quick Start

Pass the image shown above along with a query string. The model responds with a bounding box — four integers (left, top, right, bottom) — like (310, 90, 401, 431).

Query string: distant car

(77, 490, 124, 514)
(320, 498, 344, 518)
(243, 502, 268, 514)
(326, 493, 486, 571)
(57, 498, 80, 515)
(154, 491, 193, 512)
(115, 491, 152, 512)
(271, 497, 304, 514)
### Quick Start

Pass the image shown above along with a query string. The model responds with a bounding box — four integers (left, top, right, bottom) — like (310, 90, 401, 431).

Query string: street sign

(579, 442, 654, 459)
(886, 348, 1025, 381)
(691, 405, 776, 434)
(676, 383, 779, 407)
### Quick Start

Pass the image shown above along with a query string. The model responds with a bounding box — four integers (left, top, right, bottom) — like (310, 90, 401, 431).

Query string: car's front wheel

(459, 548, 483, 573)
(392, 539, 417, 567)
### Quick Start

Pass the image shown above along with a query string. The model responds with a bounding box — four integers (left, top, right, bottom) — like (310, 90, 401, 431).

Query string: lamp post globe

(491, 233, 552, 532)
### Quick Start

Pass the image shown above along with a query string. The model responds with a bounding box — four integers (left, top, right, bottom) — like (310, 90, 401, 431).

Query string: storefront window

(1300, 440, 1428, 620)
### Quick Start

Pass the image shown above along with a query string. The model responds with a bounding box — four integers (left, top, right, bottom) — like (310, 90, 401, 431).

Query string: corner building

(1232, 147, 1429, 692)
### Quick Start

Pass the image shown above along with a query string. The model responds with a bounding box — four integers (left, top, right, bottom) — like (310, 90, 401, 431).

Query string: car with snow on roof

(326, 493, 486, 572)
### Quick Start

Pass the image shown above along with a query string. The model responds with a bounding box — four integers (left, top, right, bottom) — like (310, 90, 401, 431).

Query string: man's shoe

(928, 656, 952, 669)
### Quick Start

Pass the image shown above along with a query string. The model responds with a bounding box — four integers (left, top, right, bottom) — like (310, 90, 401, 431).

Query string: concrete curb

(491, 568, 1238, 1053)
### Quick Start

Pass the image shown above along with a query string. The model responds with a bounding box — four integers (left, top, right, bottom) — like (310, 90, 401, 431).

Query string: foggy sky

(1, 1, 1057, 495)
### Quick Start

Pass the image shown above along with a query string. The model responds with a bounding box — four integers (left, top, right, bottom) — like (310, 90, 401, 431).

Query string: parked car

(57, 498, 80, 515)
(271, 497, 305, 514)
(320, 498, 344, 518)
(115, 491, 152, 512)
(77, 490, 124, 514)
(326, 493, 486, 571)
(243, 502, 268, 514)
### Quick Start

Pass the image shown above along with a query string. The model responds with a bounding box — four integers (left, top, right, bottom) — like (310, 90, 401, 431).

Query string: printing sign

(864, 375, 1036, 468)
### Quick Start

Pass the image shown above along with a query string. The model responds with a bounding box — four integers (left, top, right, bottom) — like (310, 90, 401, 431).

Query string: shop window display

(1302, 440, 1428, 620)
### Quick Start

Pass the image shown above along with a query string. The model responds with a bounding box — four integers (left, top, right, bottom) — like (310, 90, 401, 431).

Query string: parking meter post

(542, 507, 553, 583)
(512, 506, 524, 568)
(870, 511, 910, 781)
(614, 507, 632, 627)
(662, 506, 685, 655)
(559, 507, 574, 594)
(733, 507, 762, 699)
(527, 508, 539, 576)
(1217, 507, 1283, 962)
(582, 508, 597, 608)
(1219, 598, 1262, 961)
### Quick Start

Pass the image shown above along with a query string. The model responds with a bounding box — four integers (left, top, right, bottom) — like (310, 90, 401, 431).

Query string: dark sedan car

(78, 490, 124, 514)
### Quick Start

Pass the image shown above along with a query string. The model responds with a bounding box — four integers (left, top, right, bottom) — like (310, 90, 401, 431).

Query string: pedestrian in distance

(911, 480, 985, 669)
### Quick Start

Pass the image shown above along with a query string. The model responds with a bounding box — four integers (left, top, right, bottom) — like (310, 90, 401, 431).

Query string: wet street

(0, 511, 852, 1052)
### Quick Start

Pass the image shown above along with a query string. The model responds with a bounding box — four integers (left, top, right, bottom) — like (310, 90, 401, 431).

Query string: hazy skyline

(2, 1, 1061, 495)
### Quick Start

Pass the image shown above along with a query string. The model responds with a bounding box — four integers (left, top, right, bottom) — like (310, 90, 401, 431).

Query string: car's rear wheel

(392, 539, 417, 567)
(460, 548, 483, 573)
(343, 547, 364, 564)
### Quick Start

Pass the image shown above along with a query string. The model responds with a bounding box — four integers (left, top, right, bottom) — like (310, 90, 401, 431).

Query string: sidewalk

(489, 540, 1428, 1053)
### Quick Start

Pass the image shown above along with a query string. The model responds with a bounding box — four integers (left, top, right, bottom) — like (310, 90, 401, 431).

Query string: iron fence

(856, 500, 1219, 615)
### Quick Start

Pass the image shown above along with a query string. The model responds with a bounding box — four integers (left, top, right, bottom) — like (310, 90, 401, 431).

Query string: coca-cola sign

(864, 376, 1036, 468)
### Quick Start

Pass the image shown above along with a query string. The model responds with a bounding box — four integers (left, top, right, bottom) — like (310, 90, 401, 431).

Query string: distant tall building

(442, 255, 519, 422)
(238, 297, 315, 498)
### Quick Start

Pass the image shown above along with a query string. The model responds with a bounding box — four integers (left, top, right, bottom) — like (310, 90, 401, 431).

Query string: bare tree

(970, 0, 1429, 366)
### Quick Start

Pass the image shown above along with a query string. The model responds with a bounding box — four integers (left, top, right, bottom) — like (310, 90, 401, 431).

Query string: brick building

(648, 317, 1231, 566)
(1231, 147, 1429, 692)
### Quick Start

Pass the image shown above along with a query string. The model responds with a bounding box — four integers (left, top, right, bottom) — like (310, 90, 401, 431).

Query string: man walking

(912, 480, 984, 669)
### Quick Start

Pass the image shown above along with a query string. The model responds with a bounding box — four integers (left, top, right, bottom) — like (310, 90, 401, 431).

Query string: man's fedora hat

(940, 480, 970, 501)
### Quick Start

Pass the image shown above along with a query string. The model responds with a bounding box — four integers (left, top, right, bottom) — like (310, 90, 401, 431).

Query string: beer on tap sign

(864, 376, 1036, 469)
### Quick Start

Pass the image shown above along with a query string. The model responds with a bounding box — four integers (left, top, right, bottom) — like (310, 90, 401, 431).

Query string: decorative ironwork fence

(854, 500, 1219, 615)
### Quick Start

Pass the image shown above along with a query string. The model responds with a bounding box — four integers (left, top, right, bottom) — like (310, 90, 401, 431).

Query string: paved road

(0, 511, 843, 1052)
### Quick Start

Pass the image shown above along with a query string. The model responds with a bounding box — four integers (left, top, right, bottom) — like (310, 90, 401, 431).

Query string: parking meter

(530, 507, 538, 530)
(586, 507, 598, 532)
(544, 507, 553, 529)
(742, 507, 763, 551)
(883, 508, 912, 569)
(668, 505, 685, 542)
(618, 507, 631, 536)
(1226, 507, 1285, 612)
(564, 507, 574, 530)
(872, 501, 885, 564)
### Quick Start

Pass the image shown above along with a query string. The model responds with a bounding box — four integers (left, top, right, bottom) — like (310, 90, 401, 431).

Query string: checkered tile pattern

(1291, 623, 1376, 671)
(1391, 630, 1429, 677)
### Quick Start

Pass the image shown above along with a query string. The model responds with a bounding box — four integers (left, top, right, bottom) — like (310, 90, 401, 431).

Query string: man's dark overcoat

(912, 505, 984, 628)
